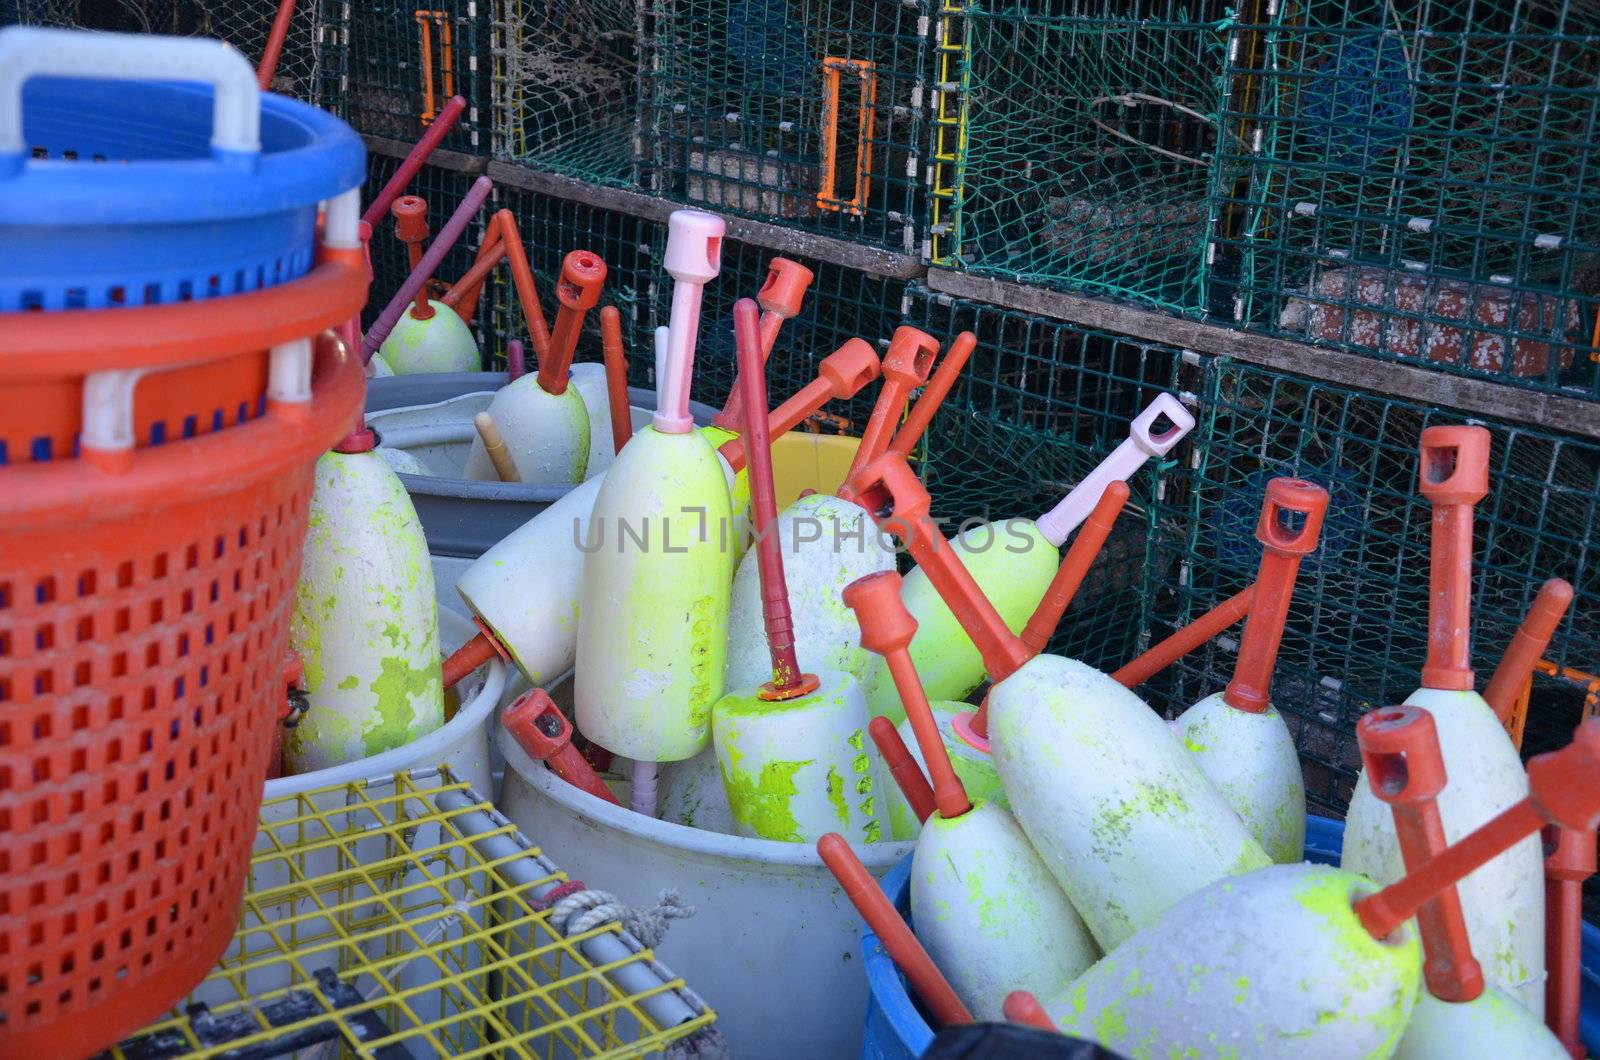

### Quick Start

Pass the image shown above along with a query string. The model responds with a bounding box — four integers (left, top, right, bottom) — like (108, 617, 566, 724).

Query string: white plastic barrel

(496, 718, 914, 1057)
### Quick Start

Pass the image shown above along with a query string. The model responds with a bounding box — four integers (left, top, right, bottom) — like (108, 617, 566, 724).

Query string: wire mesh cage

(640, 0, 932, 252)
(108, 768, 716, 1058)
(0, 0, 343, 109)
(361, 158, 492, 341)
(343, 0, 489, 154)
(1143, 358, 1600, 814)
(1213, 0, 1600, 398)
(904, 287, 1201, 670)
(492, 0, 643, 186)
(930, 0, 1232, 315)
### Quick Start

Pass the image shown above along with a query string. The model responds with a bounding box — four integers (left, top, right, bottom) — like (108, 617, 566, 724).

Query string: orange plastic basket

(0, 258, 366, 1060)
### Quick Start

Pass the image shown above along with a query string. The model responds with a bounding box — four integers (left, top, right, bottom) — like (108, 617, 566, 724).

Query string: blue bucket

(862, 815, 1600, 1058)
(0, 27, 364, 311)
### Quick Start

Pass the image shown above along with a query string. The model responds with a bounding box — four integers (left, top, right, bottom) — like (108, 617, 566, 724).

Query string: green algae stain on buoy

(1048, 865, 1421, 1059)
(378, 300, 480, 375)
(287, 448, 443, 774)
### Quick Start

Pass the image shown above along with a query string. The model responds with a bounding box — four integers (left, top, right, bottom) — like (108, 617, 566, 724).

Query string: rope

(549, 887, 697, 950)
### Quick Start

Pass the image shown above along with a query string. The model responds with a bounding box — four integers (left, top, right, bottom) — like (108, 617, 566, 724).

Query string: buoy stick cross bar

(657, 211, 725, 434)
(1418, 425, 1491, 691)
(713, 257, 814, 431)
(1356, 704, 1483, 1001)
(450, 209, 553, 362)
(846, 452, 1032, 685)
(1035, 392, 1195, 548)
(887, 331, 976, 459)
(715, 338, 880, 472)
(542, 250, 608, 396)
(846, 570, 970, 818)
(1223, 479, 1329, 714)
(502, 689, 620, 805)
(844, 326, 940, 482)
(1353, 716, 1600, 941)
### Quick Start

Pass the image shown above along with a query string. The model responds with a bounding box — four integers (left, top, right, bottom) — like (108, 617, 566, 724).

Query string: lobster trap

(1144, 359, 1600, 813)
(1213, 0, 1600, 397)
(0, 0, 343, 109)
(929, 0, 1231, 315)
(640, 0, 932, 251)
(343, 1, 489, 153)
(492, 0, 643, 186)
(906, 288, 1200, 670)
(109, 768, 716, 1058)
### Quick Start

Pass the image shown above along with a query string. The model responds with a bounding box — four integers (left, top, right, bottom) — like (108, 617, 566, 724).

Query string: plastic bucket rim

(496, 721, 915, 870)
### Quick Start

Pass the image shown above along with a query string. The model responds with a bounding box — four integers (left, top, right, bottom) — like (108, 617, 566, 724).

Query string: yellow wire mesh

(110, 769, 714, 1059)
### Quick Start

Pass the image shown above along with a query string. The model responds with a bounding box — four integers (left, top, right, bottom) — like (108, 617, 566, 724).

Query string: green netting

(493, 0, 641, 186)
(3, 0, 343, 108)
(642, 0, 931, 251)
(1148, 358, 1600, 814)
(1214, 0, 1600, 398)
(361, 158, 491, 338)
(937, 0, 1230, 314)
(344, 1, 488, 154)
(905, 287, 1200, 671)
(481, 187, 665, 373)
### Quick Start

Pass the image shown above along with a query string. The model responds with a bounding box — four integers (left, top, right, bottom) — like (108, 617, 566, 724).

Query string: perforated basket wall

(0, 468, 313, 1053)
(492, 0, 643, 186)
(1145, 359, 1600, 814)
(343, 0, 489, 154)
(641, 0, 932, 252)
(930, 0, 1231, 315)
(1213, 0, 1600, 398)
(905, 287, 1200, 670)
(0, 0, 344, 109)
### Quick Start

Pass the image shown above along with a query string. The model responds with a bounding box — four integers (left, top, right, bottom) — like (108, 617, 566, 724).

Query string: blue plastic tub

(0, 27, 364, 311)
(862, 815, 1600, 1058)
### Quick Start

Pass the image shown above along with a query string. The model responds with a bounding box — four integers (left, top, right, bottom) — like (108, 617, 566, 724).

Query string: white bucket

(496, 719, 915, 1057)
(198, 611, 508, 1033)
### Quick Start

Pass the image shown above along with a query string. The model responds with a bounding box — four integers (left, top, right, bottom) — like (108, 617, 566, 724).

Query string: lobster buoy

(463, 250, 604, 485)
(1175, 478, 1327, 862)
(378, 298, 480, 375)
(286, 433, 443, 773)
(447, 334, 881, 692)
(723, 326, 937, 694)
(1341, 427, 1546, 1014)
(845, 570, 1095, 1017)
(575, 210, 733, 815)
(860, 393, 1194, 721)
(711, 299, 885, 843)
(850, 451, 1267, 951)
